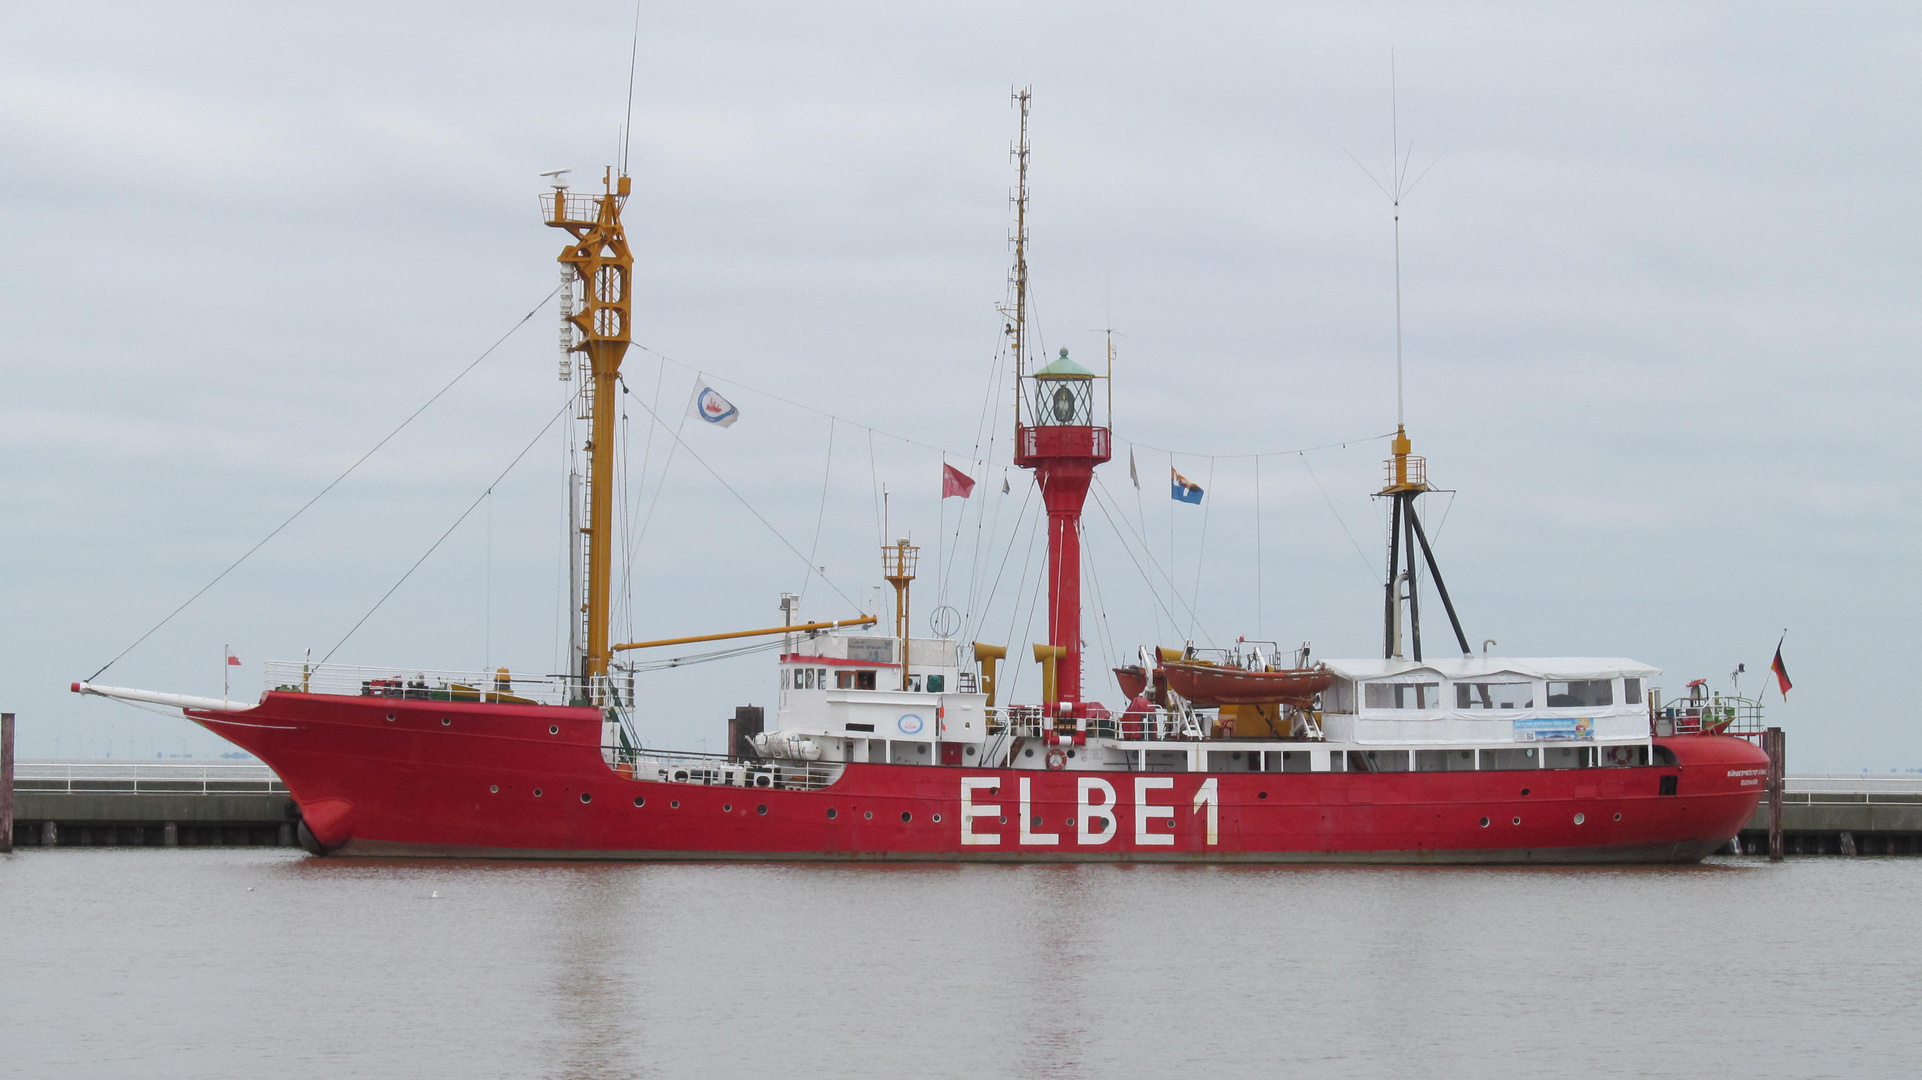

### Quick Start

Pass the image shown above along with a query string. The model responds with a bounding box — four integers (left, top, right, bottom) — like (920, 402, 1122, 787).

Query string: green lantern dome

(1033, 347, 1095, 379)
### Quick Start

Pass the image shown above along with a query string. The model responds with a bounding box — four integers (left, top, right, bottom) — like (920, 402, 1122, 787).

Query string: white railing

(615, 749, 843, 791)
(263, 661, 583, 707)
(14, 760, 287, 794)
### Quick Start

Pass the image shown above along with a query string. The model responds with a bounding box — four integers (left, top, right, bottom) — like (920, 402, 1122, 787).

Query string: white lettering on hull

(1134, 776, 1175, 846)
(1193, 777, 1218, 846)
(960, 777, 1000, 845)
(1019, 777, 1059, 845)
(1077, 778, 1117, 844)
(959, 775, 1218, 847)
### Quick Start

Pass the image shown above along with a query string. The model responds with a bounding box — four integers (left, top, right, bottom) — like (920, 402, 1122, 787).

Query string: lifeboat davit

(1159, 660, 1332, 707)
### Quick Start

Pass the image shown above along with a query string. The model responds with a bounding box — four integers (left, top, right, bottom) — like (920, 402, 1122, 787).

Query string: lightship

(75, 92, 1767, 861)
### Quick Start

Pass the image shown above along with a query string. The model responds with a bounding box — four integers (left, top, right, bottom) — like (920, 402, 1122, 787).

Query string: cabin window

(1349, 749, 1410, 772)
(835, 670, 878, 690)
(906, 675, 923, 692)
(1547, 680, 1613, 707)
(1480, 747, 1539, 770)
(1363, 681, 1440, 710)
(1455, 681, 1534, 710)
(1624, 678, 1642, 704)
(1324, 679, 1355, 713)
(926, 674, 945, 693)
(1415, 749, 1477, 772)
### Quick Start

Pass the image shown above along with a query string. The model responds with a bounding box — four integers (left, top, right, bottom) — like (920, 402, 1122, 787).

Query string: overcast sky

(4, 2, 1918, 770)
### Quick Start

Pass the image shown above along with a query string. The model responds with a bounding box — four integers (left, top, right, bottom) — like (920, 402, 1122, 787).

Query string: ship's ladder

(1166, 690, 1207, 739)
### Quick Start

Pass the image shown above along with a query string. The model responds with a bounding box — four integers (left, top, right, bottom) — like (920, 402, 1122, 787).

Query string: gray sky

(4, 2, 1918, 770)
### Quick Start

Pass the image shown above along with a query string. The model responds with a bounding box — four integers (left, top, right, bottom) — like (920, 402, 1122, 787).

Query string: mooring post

(1, 712, 14, 853)
(1765, 726, 1785, 862)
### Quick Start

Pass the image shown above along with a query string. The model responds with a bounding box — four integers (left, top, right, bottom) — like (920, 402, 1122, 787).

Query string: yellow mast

(545, 167, 632, 699)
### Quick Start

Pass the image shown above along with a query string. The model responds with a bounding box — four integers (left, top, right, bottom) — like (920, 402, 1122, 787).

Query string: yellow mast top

(545, 167, 632, 698)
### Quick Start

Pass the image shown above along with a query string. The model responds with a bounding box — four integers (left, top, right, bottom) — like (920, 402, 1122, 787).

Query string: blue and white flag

(687, 379, 739, 428)
(1171, 468, 1204, 504)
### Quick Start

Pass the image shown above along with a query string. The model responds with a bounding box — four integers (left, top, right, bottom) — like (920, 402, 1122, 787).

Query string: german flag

(1770, 637, 1792, 698)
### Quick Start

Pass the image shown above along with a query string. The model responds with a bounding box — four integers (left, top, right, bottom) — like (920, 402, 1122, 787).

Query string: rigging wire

(1188, 456, 1216, 640)
(629, 341, 1392, 468)
(322, 387, 580, 663)
(87, 285, 560, 681)
(622, 392, 863, 613)
(799, 418, 835, 604)
(1299, 451, 1382, 583)
(967, 480, 1036, 645)
(1086, 482, 1194, 643)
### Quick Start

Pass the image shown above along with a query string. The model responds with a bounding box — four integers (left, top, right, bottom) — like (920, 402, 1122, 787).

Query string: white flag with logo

(687, 379, 740, 428)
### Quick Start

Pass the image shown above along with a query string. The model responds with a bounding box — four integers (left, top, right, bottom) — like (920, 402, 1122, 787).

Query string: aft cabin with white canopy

(1319, 657, 1659, 752)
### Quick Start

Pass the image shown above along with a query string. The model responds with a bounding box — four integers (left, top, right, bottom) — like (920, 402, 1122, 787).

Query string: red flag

(1770, 642, 1791, 698)
(941, 463, 976, 499)
(227, 654, 242, 666)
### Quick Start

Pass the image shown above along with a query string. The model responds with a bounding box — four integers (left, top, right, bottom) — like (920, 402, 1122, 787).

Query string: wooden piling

(1764, 726, 1786, 862)
(1, 712, 13, 853)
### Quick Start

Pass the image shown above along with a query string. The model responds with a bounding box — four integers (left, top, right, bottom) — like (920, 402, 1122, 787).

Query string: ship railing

(991, 706, 1047, 738)
(12, 760, 287, 794)
(1652, 693, 1764, 737)
(262, 661, 584, 707)
(611, 748, 843, 791)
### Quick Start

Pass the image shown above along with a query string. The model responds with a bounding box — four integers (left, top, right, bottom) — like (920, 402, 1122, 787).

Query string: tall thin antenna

(619, 0, 643, 175)
(999, 88, 1032, 432)
(1346, 53, 1445, 433)
(1391, 52, 1403, 429)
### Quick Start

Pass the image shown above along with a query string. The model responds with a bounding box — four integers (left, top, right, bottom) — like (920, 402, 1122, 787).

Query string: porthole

(549, 725, 560, 735)
(580, 792, 592, 804)
(756, 805, 768, 816)
(1613, 812, 1622, 821)
(901, 811, 912, 823)
(1479, 817, 1490, 828)
(1574, 812, 1585, 824)
(1512, 816, 1521, 825)
(1024, 749, 1035, 758)
(441, 717, 451, 726)
(826, 808, 837, 819)
(386, 713, 396, 722)
(670, 800, 680, 809)
(1521, 788, 1531, 796)
(1066, 750, 1076, 760)
(965, 746, 976, 757)
(533, 789, 543, 797)
(989, 786, 999, 795)
(1258, 792, 1268, 800)
(489, 785, 499, 794)
(1065, 817, 1075, 827)
(1032, 815, 1043, 828)
(633, 796, 645, 807)
(864, 811, 873, 820)
(999, 816, 1007, 825)
(723, 803, 733, 813)
(931, 813, 941, 823)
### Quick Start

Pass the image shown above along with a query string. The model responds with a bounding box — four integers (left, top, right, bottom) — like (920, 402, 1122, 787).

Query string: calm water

(3, 850, 1919, 1079)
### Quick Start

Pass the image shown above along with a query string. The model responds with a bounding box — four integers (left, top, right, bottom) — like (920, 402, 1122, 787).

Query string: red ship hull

(190, 692, 1768, 863)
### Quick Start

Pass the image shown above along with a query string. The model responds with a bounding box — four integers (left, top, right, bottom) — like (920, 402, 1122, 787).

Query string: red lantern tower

(1004, 90, 1111, 719)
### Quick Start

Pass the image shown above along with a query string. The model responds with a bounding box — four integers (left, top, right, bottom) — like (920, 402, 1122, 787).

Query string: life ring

(1045, 747, 1068, 771)
(1604, 745, 1637, 767)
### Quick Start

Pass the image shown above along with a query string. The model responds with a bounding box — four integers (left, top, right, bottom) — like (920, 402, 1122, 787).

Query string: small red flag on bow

(226, 654, 242, 666)
(941, 463, 976, 499)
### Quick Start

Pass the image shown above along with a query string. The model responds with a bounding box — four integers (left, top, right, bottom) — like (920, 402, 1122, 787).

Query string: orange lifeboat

(1159, 659, 1331, 708)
